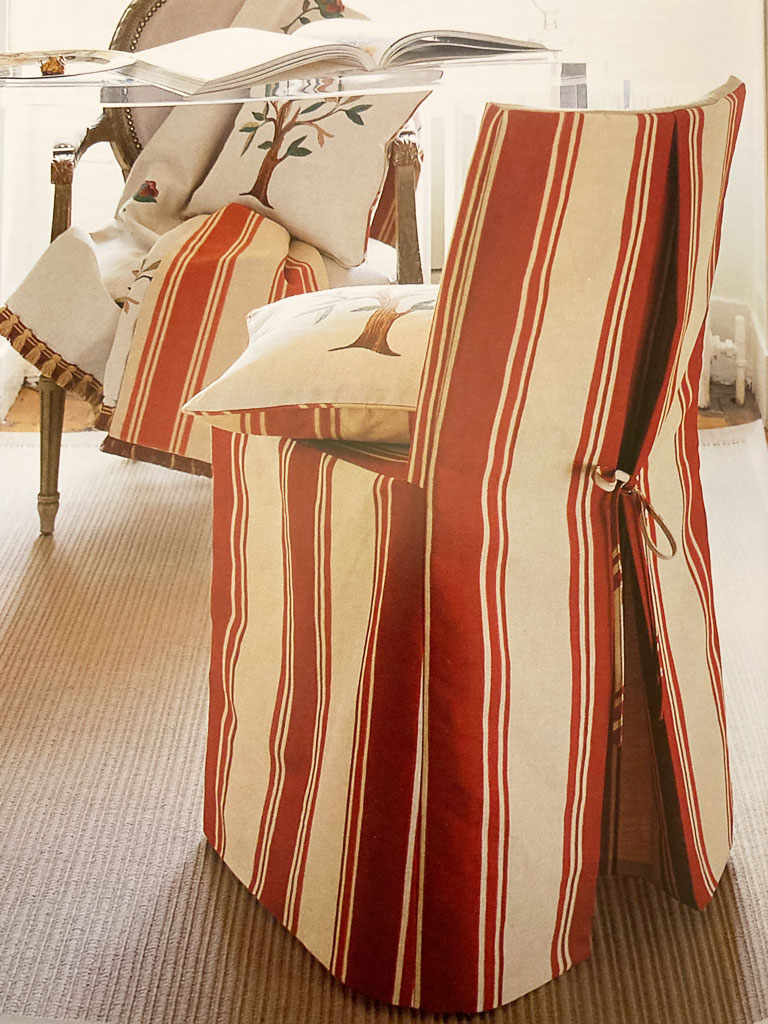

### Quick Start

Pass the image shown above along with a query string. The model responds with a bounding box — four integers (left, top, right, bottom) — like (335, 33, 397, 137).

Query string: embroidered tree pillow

(185, 90, 428, 268)
(182, 283, 438, 442)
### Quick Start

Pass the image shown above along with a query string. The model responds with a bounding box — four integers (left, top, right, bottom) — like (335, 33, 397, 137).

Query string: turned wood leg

(38, 378, 65, 535)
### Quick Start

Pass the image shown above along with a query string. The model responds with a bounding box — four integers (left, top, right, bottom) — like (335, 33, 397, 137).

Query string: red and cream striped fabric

(107, 203, 326, 466)
(204, 80, 744, 1013)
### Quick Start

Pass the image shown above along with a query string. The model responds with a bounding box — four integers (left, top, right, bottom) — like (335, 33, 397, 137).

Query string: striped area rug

(0, 426, 766, 1024)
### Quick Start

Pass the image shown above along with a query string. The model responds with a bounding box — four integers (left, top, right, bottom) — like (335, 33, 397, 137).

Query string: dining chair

(26, 0, 422, 533)
(189, 78, 745, 1012)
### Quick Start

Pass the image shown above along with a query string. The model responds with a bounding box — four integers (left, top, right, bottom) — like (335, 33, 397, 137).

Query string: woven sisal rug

(0, 426, 766, 1024)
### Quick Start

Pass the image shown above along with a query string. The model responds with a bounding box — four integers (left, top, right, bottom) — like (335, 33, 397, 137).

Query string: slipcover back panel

(205, 81, 744, 1013)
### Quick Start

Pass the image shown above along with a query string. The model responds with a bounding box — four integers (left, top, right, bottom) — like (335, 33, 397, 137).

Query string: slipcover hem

(100, 434, 212, 477)
(0, 306, 104, 407)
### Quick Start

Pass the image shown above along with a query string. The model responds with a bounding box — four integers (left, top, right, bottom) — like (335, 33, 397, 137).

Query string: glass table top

(0, 48, 561, 107)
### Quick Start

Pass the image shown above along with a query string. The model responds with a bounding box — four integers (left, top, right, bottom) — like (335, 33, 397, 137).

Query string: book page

(291, 20, 400, 66)
(291, 19, 545, 69)
(133, 26, 335, 86)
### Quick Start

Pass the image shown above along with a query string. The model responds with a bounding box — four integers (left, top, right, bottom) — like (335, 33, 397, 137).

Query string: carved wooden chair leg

(391, 131, 424, 286)
(38, 378, 65, 535)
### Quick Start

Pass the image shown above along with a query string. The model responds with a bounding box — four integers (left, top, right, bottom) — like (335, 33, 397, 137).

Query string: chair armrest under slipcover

(50, 114, 117, 242)
(390, 130, 423, 286)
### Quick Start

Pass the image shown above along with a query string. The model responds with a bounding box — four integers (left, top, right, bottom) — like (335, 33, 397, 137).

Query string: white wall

(7, 0, 126, 50)
(0, 0, 127, 301)
(351, 0, 544, 37)
(559, 0, 767, 345)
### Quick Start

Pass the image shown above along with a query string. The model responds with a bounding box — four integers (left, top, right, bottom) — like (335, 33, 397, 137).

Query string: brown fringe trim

(95, 405, 115, 431)
(0, 306, 104, 407)
(100, 434, 212, 478)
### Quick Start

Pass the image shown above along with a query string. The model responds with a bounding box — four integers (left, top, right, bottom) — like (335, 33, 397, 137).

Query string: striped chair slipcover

(203, 79, 744, 1013)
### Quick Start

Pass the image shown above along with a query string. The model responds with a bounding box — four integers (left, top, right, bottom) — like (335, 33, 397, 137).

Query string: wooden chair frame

(37, 0, 423, 534)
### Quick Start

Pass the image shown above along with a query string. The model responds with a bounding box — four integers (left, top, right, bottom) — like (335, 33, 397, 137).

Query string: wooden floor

(0, 379, 763, 434)
(0, 384, 95, 433)
(698, 380, 763, 429)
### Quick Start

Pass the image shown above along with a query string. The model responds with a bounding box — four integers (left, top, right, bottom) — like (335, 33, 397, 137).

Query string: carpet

(0, 426, 766, 1024)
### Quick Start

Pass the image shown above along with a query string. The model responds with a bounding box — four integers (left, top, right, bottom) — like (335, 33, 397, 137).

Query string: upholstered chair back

(410, 83, 744, 492)
(109, 0, 245, 154)
(403, 81, 744, 1006)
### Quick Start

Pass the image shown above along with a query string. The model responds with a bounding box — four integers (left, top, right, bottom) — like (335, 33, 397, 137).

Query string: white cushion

(183, 282, 437, 441)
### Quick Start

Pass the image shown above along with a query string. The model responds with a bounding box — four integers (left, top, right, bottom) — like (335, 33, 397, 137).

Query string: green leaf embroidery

(240, 120, 267, 154)
(258, 139, 275, 150)
(285, 135, 312, 158)
(408, 300, 436, 311)
(343, 108, 368, 125)
(301, 100, 325, 114)
(250, 110, 265, 120)
(314, 306, 335, 324)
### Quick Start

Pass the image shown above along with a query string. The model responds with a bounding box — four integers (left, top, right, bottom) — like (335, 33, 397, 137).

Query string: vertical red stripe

(341, 479, 426, 1001)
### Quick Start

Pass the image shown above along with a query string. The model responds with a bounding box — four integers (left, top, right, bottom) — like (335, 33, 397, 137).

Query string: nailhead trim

(111, 0, 170, 157)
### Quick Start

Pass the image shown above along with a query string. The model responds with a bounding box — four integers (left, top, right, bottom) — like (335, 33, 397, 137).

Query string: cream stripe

(252, 440, 297, 896)
(644, 105, 721, 891)
(336, 476, 392, 979)
(674, 378, 729, 801)
(213, 434, 241, 849)
(557, 113, 658, 973)
(214, 433, 248, 852)
(644, 453, 718, 893)
(477, 111, 571, 1003)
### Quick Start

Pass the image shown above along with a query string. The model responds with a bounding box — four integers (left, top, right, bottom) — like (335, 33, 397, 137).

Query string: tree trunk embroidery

(239, 97, 370, 209)
(329, 292, 434, 357)
(250, 143, 282, 209)
(332, 309, 407, 356)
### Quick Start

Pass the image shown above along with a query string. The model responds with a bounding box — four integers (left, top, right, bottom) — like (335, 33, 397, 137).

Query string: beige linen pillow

(183, 283, 437, 442)
(185, 90, 428, 267)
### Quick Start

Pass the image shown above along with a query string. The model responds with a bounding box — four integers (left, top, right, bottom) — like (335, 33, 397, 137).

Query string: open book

(96, 24, 547, 96)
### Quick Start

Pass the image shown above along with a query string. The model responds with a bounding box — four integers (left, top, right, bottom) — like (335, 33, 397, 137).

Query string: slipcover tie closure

(592, 466, 677, 560)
